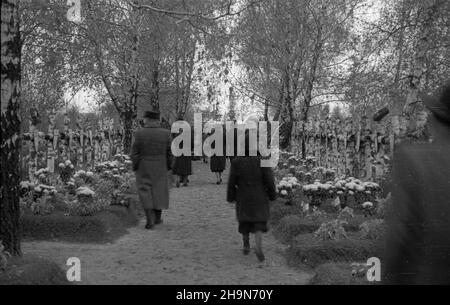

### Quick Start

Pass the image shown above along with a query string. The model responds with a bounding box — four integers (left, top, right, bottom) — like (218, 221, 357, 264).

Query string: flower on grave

(74, 170, 86, 177)
(301, 201, 309, 212)
(76, 186, 95, 197)
(339, 207, 354, 219)
(20, 181, 34, 190)
(331, 197, 341, 208)
(362, 202, 373, 209)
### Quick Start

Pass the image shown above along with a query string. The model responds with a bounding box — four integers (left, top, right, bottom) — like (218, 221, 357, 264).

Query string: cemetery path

(22, 161, 312, 285)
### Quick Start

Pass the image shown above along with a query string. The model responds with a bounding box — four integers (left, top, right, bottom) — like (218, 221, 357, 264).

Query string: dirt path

(23, 161, 312, 285)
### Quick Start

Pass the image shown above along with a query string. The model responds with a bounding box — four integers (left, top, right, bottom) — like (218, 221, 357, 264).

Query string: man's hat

(143, 111, 160, 120)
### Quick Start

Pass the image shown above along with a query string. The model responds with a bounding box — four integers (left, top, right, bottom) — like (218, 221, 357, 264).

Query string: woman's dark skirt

(172, 156, 192, 176)
(210, 156, 226, 173)
(238, 221, 268, 234)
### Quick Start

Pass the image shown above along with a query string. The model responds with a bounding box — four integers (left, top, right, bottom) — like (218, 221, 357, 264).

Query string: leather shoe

(255, 249, 265, 262)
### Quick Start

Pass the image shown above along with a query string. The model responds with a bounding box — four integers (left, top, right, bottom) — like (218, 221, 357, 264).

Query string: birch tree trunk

(404, 0, 441, 121)
(150, 62, 160, 112)
(47, 109, 56, 173)
(300, 17, 323, 158)
(28, 110, 38, 182)
(279, 71, 294, 150)
(123, 4, 140, 154)
(61, 110, 69, 161)
(1, 0, 22, 256)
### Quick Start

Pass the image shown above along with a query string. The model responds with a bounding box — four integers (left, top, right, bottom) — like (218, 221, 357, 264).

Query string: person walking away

(172, 155, 192, 187)
(210, 127, 227, 184)
(227, 133, 277, 262)
(384, 82, 450, 284)
(172, 130, 192, 187)
(211, 153, 226, 184)
(131, 111, 172, 230)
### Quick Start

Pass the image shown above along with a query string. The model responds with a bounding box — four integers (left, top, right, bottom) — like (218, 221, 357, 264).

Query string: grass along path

(22, 161, 312, 285)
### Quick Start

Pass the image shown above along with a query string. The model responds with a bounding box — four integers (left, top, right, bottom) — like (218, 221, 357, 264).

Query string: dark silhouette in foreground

(385, 83, 450, 284)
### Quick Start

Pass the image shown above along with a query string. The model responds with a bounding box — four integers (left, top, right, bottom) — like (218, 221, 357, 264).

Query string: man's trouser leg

(144, 209, 155, 229)
(154, 209, 162, 224)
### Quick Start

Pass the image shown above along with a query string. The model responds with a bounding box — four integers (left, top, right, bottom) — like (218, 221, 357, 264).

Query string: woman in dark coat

(384, 82, 450, 284)
(227, 135, 277, 262)
(172, 155, 192, 187)
(210, 154, 226, 184)
(172, 131, 192, 187)
(209, 127, 227, 184)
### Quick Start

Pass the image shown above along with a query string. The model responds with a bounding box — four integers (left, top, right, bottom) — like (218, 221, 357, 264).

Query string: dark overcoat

(210, 156, 226, 173)
(171, 131, 192, 176)
(131, 122, 172, 210)
(384, 96, 450, 284)
(227, 156, 277, 222)
(207, 126, 227, 173)
(172, 155, 192, 176)
(210, 135, 227, 172)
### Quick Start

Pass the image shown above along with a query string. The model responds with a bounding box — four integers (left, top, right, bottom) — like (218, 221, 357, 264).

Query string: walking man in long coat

(131, 111, 172, 229)
(385, 82, 450, 284)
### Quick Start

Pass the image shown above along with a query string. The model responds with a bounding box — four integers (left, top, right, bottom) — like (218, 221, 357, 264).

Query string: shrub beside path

(23, 161, 312, 285)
